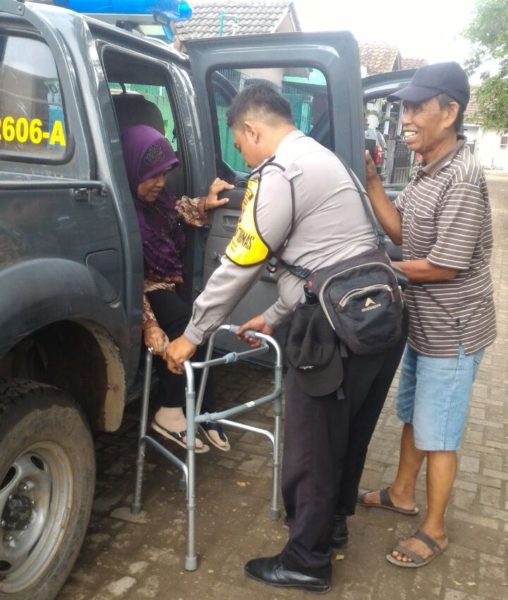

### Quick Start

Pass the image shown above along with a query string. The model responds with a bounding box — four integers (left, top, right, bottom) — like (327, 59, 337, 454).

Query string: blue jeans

(396, 344, 484, 451)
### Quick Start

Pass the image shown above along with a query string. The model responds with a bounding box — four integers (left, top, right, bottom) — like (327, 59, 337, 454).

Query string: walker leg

(185, 445, 198, 570)
(184, 382, 198, 570)
(132, 350, 153, 514)
(270, 405, 282, 520)
(132, 438, 146, 514)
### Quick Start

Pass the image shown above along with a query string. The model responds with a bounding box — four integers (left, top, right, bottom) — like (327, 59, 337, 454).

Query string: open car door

(362, 68, 416, 259)
(362, 68, 416, 192)
(186, 32, 366, 356)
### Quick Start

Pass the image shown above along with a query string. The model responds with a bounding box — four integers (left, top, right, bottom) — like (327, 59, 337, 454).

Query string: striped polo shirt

(395, 138, 496, 357)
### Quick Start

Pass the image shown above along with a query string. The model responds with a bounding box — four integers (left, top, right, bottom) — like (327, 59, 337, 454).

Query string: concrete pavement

(58, 171, 508, 600)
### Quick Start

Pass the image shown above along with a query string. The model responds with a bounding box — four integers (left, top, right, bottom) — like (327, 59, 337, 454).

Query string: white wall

(469, 126, 508, 170)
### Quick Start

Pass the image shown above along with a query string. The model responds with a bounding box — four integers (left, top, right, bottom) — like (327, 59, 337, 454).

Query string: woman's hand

(144, 326, 169, 355)
(199, 178, 235, 217)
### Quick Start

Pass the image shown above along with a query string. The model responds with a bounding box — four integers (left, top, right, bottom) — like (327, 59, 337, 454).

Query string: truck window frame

(206, 64, 333, 181)
(97, 41, 189, 197)
(0, 29, 73, 165)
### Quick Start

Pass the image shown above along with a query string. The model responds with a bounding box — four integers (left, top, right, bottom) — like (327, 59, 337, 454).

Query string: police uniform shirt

(184, 130, 376, 345)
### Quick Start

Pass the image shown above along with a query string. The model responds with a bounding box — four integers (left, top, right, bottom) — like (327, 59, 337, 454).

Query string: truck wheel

(0, 380, 95, 600)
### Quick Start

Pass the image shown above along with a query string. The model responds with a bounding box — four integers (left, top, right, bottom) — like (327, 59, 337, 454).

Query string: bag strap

(273, 153, 384, 281)
(247, 158, 297, 275)
(337, 156, 386, 249)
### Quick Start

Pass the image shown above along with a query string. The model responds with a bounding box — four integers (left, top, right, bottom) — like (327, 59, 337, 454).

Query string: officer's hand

(201, 178, 234, 214)
(237, 315, 274, 348)
(365, 149, 379, 184)
(164, 336, 197, 374)
(144, 326, 169, 355)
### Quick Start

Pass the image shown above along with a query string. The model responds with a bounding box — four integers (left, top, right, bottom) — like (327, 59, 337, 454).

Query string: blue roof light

(54, 0, 193, 22)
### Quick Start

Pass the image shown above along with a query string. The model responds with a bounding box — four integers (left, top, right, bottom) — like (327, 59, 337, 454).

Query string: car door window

(364, 95, 415, 188)
(100, 46, 185, 197)
(213, 66, 329, 176)
(108, 82, 178, 149)
(0, 35, 67, 160)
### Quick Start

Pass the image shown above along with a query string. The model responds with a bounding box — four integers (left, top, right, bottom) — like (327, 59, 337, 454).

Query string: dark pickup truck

(0, 1, 412, 598)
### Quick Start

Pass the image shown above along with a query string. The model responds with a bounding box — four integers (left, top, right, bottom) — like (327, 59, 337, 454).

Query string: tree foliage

(464, 0, 508, 130)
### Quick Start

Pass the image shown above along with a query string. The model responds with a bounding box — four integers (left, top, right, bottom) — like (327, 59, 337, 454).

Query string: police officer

(166, 83, 406, 592)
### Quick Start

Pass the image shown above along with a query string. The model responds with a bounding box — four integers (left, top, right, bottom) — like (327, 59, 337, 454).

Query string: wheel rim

(0, 443, 73, 593)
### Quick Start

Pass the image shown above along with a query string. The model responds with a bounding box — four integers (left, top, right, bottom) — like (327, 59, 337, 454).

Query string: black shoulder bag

(278, 160, 406, 356)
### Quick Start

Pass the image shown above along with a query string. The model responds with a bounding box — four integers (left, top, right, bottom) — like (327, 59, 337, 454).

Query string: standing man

(360, 62, 496, 567)
(165, 83, 406, 592)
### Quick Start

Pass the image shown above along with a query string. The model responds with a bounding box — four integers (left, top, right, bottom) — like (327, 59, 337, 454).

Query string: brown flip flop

(200, 421, 231, 452)
(386, 529, 448, 568)
(358, 487, 419, 515)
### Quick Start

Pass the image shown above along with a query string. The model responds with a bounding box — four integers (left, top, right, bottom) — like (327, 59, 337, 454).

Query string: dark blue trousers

(280, 326, 407, 576)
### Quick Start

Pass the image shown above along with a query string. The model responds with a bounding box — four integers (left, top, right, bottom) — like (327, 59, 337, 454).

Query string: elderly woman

(121, 124, 234, 452)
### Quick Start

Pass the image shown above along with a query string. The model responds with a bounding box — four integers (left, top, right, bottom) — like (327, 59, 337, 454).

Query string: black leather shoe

(330, 515, 348, 549)
(244, 554, 331, 593)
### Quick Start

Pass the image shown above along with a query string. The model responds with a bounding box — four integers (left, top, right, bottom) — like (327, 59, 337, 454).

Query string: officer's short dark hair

(227, 83, 294, 129)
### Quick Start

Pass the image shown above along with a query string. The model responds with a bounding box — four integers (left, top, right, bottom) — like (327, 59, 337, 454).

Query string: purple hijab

(121, 125, 185, 280)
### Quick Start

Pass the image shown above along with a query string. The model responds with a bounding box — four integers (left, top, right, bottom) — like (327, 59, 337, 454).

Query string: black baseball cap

(390, 62, 470, 109)
(286, 303, 343, 397)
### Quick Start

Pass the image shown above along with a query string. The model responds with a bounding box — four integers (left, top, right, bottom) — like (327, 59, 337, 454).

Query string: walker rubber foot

(270, 508, 281, 520)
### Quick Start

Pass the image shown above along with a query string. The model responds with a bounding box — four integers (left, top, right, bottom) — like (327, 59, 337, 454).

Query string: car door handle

(222, 215, 239, 230)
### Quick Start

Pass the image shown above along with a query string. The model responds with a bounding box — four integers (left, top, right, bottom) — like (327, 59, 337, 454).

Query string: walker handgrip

(224, 324, 262, 339)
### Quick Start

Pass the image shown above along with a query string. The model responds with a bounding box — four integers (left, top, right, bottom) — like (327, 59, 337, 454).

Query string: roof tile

(174, 3, 426, 79)
(358, 42, 401, 75)
(465, 87, 480, 120)
(401, 57, 428, 70)
(175, 0, 298, 39)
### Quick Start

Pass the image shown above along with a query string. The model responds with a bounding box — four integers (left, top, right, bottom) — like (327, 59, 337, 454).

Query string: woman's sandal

(200, 421, 231, 452)
(151, 420, 210, 453)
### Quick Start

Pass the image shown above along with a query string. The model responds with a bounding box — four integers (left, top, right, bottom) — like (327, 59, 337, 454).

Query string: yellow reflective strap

(225, 177, 270, 266)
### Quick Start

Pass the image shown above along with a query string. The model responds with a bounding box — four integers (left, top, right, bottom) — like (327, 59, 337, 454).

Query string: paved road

(59, 171, 508, 600)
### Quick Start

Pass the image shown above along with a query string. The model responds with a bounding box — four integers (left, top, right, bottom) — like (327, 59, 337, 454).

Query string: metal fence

(390, 139, 414, 185)
(217, 92, 314, 171)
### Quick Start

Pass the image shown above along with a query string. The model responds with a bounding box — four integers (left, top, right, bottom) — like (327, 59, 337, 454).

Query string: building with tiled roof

(174, 0, 301, 41)
(358, 42, 401, 75)
(465, 87, 480, 122)
(171, 3, 425, 79)
(460, 88, 508, 170)
(401, 57, 428, 70)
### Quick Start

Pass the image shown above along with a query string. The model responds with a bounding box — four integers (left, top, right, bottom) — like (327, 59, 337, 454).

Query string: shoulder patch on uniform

(281, 163, 303, 181)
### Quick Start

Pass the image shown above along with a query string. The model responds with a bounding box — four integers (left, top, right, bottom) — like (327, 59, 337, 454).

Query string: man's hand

(365, 149, 380, 183)
(144, 326, 169, 355)
(237, 315, 274, 348)
(364, 149, 402, 245)
(164, 336, 197, 374)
